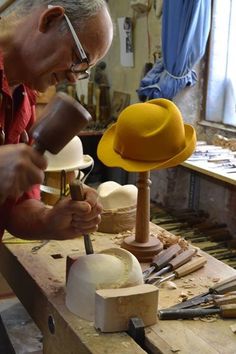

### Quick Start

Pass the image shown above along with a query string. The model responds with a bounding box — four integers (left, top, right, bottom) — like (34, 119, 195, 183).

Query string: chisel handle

(69, 179, 94, 255)
(174, 256, 207, 278)
(150, 243, 182, 270)
(209, 275, 236, 294)
(168, 248, 197, 270)
(159, 307, 220, 320)
(214, 293, 236, 306)
(159, 304, 236, 320)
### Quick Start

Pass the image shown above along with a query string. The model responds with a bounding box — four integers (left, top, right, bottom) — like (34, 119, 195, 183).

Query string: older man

(0, 0, 113, 240)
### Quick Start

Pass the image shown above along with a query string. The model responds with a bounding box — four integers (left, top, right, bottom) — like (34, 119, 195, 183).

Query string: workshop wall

(106, 1, 236, 237)
(105, 1, 203, 125)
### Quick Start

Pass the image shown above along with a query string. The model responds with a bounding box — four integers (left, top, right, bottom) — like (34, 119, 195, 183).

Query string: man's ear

(38, 6, 65, 33)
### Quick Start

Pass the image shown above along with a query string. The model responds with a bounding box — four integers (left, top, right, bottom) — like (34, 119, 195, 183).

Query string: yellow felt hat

(97, 98, 196, 172)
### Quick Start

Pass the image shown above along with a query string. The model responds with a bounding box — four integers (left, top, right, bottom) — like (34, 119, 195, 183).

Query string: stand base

(121, 235, 163, 262)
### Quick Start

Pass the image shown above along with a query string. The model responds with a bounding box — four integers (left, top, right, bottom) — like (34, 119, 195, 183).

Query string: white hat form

(65, 248, 143, 321)
(97, 181, 138, 210)
(45, 136, 93, 172)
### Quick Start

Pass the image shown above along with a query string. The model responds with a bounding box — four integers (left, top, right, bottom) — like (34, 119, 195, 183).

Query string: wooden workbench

(0, 224, 236, 354)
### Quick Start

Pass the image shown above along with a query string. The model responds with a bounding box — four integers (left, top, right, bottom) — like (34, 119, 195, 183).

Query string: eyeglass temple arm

(48, 5, 87, 61)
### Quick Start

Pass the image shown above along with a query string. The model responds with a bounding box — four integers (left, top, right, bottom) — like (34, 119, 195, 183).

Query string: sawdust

(230, 323, 236, 333)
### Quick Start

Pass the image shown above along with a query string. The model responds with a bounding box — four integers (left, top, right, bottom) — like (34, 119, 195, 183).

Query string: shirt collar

(0, 49, 38, 104)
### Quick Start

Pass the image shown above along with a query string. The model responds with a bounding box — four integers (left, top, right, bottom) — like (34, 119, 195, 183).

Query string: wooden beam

(0, 0, 15, 13)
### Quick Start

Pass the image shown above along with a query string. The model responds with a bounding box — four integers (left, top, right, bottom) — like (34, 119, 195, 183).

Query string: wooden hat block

(121, 170, 163, 262)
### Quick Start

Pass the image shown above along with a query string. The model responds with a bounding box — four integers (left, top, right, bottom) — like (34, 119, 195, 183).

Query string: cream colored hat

(65, 248, 143, 321)
(45, 136, 93, 172)
(97, 181, 138, 210)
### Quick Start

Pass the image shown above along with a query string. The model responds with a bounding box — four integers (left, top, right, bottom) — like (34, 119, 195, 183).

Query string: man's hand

(45, 185, 103, 239)
(7, 185, 103, 240)
(0, 144, 47, 203)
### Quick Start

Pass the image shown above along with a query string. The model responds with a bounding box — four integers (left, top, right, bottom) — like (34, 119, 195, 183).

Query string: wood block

(94, 284, 158, 333)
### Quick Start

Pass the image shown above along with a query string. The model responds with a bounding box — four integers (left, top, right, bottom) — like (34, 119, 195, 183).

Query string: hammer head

(30, 92, 91, 154)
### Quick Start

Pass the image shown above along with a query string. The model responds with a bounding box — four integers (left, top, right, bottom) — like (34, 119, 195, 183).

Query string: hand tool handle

(168, 248, 197, 270)
(209, 275, 236, 294)
(220, 304, 236, 318)
(69, 179, 94, 255)
(158, 305, 236, 320)
(150, 243, 182, 270)
(146, 248, 197, 280)
(174, 256, 207, 278)
(159, 307, 220, 320)
(214, 293, 236, 306)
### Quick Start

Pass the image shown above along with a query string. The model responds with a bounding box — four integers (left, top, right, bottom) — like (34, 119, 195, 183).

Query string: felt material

(45, 136, 93, 172)
(97, 181, 138, 210)
(97, 98, 196, 172)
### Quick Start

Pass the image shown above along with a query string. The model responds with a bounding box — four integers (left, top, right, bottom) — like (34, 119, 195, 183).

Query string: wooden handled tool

(143, 243, 182, 279)
(146, 248, 197, 282)
(152, 256, 207, 286)
(159, 304, 236, 320)
(69, 179, 94, 255)
(213, 293, 236, 306)
(166, 275, 236, 310)
(30, 92, 91, 155)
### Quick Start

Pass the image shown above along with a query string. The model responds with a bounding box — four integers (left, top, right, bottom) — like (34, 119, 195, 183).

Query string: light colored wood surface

(182, 160, 236, 186)
(0, 224, 236, 353)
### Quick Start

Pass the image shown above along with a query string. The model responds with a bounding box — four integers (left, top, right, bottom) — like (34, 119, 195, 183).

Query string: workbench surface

(0, 224, 236, 354)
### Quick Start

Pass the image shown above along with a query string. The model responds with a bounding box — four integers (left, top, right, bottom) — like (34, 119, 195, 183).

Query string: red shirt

(0, 51, 40, 239)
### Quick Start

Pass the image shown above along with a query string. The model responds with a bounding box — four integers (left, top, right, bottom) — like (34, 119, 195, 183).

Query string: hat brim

(46, 155, 94, 172)
(97, 124, 196, 172)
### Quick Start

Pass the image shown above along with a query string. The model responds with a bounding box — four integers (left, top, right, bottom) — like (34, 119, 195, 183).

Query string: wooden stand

(121, 171, 163, 261)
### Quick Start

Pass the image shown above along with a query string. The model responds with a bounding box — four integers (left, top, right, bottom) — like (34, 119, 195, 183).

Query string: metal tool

(150, 256, 207, 286)
(163, 275, 236, 310)
(142, 243, 182, 279)
(159, 303, 236, 320)
(31, 240, 49, 253)
(145, 248, 197, 283)
(69, 179, 94, 255)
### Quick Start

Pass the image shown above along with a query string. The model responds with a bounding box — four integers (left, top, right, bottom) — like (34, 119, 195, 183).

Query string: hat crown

(113, 99, 186, 162)
(45, 136, 84, 171)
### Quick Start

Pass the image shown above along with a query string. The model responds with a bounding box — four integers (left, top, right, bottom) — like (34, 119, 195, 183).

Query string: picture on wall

(111, 91, 130, 120)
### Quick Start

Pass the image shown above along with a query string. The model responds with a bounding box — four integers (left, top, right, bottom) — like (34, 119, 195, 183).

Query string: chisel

(142, 243, 182, 279)
(166, 275, 236, 310)
(145, 248, 197, 283)
(151, 256, 207, 286)
(69, 179, 94, 255)
(159, 304, 236, 320)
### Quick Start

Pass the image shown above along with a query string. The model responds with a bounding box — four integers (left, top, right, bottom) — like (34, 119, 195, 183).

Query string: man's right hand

(0, 144, 47, 204)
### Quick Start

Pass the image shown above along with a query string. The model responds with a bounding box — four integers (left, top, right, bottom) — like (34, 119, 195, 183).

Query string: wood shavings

(165, 281, 177, 289)
(170, 346, 180, 352)
(182, 283, 197, 289)
(200, 316, 218, 322)
(121, 342, 131, 348)
(179, 292, 188, 302)
(230, 324, 236, 333)
(212, 277, 221, 283)
(151, 229, 189, 250)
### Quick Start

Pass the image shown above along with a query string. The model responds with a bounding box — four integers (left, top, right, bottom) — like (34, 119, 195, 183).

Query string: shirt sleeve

(16, 184, 41, 205)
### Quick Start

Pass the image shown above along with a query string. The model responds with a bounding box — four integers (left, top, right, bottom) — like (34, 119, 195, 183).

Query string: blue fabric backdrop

(137, 0, 211, 100)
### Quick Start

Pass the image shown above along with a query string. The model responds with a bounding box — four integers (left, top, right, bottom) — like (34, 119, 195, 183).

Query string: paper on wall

(118, 17, 134, 67)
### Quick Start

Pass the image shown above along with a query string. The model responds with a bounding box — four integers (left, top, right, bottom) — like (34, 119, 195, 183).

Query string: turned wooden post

(121, 171, 163, 262)
(135, 171, 151, 243)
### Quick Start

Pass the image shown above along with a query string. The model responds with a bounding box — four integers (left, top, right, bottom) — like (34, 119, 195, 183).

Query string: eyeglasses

(48, 5, 90, 80)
